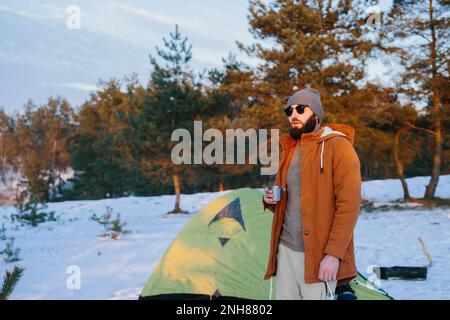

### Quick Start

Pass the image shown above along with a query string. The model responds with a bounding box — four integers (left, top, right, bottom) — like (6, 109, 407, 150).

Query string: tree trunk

(425, 105, 442, 200)
(48, 140, 57, 200)
(393, 129, 410, 199)
(424, 0, 442, 200)
(1, 155, 6, 184)
(173, 173, 181, 212)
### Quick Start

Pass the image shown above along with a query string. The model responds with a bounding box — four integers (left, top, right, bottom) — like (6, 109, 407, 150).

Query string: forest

(0, 0, 448, 208)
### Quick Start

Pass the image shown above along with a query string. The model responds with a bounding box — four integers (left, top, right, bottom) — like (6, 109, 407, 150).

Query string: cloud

(0, 5, 46, 20)
(107, 1, 218, 39)
(58, 83, 98, 92)
(109, 2, 180, 26)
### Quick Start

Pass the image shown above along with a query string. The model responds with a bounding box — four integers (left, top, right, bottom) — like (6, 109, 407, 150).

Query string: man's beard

(289, 115, 318, 140)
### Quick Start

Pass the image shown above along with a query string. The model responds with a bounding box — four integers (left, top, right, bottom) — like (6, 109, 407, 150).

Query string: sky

(0, 0, 392, 114)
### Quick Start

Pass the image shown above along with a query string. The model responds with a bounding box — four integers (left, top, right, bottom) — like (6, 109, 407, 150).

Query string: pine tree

(13, 98, 75, 203)
(381, 0, 449, 199)
(67, 79, 137, 199)
(358, 85, 421, 198)
(113, 74, 152, 196)
(0, 266, 25, 300)
(237, 0, 377, 130)
(137, 24, 204, 213)
(201, 54, 258, 191)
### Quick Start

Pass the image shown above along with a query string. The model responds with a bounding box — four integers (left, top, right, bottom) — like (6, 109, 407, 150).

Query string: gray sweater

(279, 141, 304, 252)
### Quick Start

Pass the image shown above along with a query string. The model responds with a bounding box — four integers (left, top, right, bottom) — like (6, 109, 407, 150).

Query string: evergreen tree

(67, 79, 137, 199)
(13, 98, 74, 202)
(202, 54, 258, 191)
(357, 84, 421, 197)
(381, 0, 449, 199)
(237, 0, 377, 130)
(0, 266, 25, 300)
(113, 74, 152, 195)
(137, 24, 204, 213)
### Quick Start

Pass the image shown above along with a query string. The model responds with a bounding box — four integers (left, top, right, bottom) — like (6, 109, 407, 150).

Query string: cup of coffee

(265, 185, 283, 202)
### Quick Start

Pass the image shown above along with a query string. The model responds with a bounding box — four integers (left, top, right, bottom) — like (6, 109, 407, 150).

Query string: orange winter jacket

(262, 124, 361, 285)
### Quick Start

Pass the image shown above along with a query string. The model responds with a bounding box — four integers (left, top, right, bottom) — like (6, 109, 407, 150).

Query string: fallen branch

(374, 266, 427, 280)
(418, 237, 433, 267)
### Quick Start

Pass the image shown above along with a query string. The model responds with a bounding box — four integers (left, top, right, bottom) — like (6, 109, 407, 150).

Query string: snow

(362, 174, 450, 202)
(0, 175, 449, 300)
(355, 209, 450, 299)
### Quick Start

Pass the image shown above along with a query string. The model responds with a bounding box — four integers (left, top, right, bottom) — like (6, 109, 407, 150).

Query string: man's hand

(318, 254, 340, 282)
(263, 188, 278, 205)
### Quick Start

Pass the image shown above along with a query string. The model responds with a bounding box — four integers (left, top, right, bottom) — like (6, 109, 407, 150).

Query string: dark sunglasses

(284, 104, 308, 117)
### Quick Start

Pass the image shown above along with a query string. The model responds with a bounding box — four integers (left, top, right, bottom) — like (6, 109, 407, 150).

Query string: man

(262, 88, 361, 300)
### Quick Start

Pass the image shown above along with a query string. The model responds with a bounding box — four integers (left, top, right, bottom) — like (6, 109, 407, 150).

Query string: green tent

(140, 188, 393, 300)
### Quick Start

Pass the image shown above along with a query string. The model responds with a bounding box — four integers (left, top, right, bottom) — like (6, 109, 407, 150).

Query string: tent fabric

(139, 188, 393, 300)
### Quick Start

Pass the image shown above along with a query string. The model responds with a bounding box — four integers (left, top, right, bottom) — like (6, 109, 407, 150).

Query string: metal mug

(265, 185, 283, 202)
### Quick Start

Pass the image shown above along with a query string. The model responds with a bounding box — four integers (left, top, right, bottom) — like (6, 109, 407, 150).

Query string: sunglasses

(284, 104, 308, 117)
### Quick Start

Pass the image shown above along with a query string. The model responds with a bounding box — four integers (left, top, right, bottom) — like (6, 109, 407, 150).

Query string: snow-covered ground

(0, 175, 449, 300)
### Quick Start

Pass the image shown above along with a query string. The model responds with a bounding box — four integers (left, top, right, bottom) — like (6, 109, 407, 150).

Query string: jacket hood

(280, 123, 356, 150)
(318, 123, 355, 145)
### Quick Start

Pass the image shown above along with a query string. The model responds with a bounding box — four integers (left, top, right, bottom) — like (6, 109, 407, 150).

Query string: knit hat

(286, 88, 324, 120)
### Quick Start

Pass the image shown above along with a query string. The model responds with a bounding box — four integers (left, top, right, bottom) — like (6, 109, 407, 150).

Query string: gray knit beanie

(286, 88, 324, 120)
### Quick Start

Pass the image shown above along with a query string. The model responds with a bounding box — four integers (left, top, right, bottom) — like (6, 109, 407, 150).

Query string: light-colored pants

(276, 243, 337, 300)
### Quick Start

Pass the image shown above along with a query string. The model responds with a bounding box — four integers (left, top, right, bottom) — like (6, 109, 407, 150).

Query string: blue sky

(0, 0, 391, 114)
